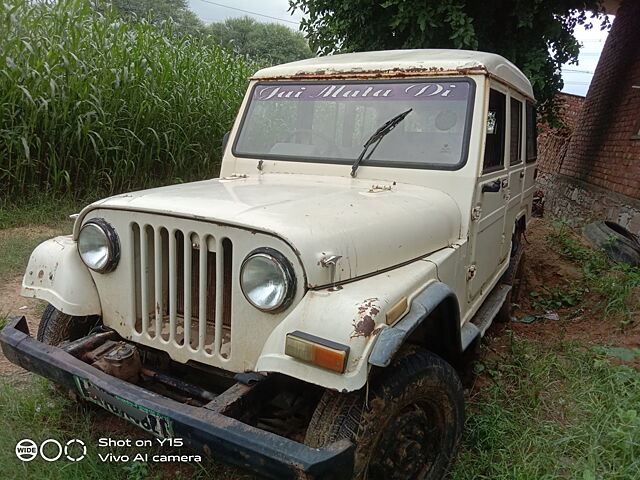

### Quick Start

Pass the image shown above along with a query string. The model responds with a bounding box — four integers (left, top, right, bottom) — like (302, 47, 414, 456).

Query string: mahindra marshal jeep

(1, 49, 537, 479)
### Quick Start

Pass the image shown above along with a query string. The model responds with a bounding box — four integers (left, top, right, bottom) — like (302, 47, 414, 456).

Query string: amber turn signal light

(285, 331, 349, 373)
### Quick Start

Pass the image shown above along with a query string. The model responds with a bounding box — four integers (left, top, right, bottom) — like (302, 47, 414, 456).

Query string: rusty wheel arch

(368, 282, 462, 368)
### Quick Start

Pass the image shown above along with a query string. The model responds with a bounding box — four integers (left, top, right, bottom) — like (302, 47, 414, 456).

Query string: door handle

(482, 180, 501, 193)
(519, 171, 525, 179)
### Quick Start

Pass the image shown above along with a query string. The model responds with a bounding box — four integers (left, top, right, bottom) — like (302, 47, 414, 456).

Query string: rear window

(510, 98, 523, 165)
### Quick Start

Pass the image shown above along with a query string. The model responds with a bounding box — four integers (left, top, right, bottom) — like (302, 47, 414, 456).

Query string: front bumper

(0, 317, 354, 479)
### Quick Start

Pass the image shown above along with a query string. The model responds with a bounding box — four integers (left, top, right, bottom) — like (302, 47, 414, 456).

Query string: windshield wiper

(350, 108, 412, 178)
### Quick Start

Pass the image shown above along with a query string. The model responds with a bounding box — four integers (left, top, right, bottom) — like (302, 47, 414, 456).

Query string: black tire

(37, 304, 99, 346)
(38, 305, 100, 399)
(497, 229, 525, 322)
(304, 347, 465, 480)
(583, 221, 640, 267)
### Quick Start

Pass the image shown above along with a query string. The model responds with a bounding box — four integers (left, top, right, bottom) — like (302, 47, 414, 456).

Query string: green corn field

(0, 0, 254, 202)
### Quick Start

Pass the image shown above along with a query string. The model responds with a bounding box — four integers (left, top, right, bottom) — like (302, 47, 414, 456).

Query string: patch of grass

(543, 219, 640, 323)
(0, 195, 84, 230)
(530, 282, 586, 311)
(452, 333, 640, 480)
(0, 227, 70, 280)
(0, 377, 223, 479)
(0, 200, 77, 280)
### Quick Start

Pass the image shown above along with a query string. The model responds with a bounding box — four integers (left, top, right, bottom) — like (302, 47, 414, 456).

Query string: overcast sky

(187, 0, 610, 96)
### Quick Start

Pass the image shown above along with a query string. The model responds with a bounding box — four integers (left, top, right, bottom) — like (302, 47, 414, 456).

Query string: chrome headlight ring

(77, 218, 120, 273)
(240, 247, 296, 313)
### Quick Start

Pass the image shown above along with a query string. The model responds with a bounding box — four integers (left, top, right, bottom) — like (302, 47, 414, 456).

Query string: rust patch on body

(252, 66, 488, 82)
(351, 297, 381, 338)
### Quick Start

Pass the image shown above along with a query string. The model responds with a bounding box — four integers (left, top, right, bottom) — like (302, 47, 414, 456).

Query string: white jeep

(2, 49, 537, 479)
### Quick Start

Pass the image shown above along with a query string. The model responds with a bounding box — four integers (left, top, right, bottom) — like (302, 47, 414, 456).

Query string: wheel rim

(367, 401, 445, 479)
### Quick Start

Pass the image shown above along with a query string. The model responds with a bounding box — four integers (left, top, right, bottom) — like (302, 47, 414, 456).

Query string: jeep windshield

(233, 79, 474, 170)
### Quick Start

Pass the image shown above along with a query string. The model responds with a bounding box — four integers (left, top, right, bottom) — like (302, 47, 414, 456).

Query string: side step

(460, 284, 511, 351)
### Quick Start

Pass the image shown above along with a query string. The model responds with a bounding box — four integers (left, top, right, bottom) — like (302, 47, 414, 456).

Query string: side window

(483, 89, 506, 172)
(526, 102, 537, 163)
(510, 98, 523, 165)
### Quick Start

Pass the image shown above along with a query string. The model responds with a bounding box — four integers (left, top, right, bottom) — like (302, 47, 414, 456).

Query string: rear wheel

(497, 228, 525, 322)
(304, 347, 464, 480)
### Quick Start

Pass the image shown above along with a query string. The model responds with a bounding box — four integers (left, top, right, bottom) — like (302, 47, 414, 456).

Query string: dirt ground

(493, 218, 640, 359)
(0, 225, 65, 380)
(0, 273, 41, 381)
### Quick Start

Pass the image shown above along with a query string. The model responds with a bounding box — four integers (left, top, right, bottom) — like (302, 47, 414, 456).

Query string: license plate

(74, 375, 174, 438)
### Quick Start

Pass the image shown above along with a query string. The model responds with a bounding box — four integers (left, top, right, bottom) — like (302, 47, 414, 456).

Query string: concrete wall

(536, 0, 640, 233)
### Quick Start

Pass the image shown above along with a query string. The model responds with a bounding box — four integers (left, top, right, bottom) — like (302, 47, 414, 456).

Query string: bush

(0, 0, 254, 201)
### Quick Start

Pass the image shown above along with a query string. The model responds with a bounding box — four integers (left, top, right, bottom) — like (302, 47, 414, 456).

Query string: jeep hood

(83, 174, 461, 287)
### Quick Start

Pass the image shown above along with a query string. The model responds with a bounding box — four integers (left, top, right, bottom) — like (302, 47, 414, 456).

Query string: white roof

(253, 49, 534, 98)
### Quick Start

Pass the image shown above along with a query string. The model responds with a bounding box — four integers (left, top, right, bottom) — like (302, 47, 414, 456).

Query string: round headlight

(240, 248, 296, 312)
(78, 218, 120, 273)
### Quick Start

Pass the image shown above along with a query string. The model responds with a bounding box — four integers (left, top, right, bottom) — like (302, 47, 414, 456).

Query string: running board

(460, 284, 511, 351)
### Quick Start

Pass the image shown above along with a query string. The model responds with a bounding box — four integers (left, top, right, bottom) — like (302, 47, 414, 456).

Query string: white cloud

(187, 0, 304, 28)
(560, 16, 613, 96)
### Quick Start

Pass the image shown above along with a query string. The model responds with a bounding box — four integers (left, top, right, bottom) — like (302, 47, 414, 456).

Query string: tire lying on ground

(583, 221, 640, 267)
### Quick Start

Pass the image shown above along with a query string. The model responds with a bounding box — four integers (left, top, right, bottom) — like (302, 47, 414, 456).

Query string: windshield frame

(232, 77, 476, 171)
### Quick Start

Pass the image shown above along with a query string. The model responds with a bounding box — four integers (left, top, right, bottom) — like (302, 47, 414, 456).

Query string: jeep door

(504, 94, 525, 258)
(468, 85, 510, 302)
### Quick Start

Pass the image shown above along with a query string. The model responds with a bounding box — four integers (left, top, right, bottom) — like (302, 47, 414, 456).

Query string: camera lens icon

(15, 438, 86, 462)
(15, 439, 38, 462)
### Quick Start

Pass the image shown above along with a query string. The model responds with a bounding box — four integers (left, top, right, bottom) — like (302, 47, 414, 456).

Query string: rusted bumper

(0, 317, 354, 479)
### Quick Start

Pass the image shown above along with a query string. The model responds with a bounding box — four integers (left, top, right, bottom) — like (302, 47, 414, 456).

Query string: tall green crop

(0, 0, 254, 200)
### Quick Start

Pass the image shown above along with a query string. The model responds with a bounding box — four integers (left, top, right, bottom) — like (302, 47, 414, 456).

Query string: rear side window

(526, 102, 537, 163)
(510, 98, 523, 165)
(483, 89, 506, 172)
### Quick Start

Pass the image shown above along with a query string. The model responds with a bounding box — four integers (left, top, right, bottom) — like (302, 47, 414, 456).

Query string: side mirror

(221, 132, 230, 155)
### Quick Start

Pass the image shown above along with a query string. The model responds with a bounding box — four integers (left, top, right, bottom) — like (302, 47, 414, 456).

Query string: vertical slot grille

(175, 235, 217, 324)
(131, 222, 232, 358)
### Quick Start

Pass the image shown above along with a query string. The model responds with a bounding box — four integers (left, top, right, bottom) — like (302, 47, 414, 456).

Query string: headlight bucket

(240, 248, 296, 312)
(77, 218, 120, 273)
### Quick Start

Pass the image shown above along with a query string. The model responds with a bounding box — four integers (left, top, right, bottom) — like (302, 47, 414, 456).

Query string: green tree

(105, 0, 205, 36)
(289, 0, 610, 121)
(208, 16, 312, 65)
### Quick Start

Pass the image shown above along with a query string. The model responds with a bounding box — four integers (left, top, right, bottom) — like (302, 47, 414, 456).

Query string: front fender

(255, 259, 441, 392)
(21, 236, 101, 316)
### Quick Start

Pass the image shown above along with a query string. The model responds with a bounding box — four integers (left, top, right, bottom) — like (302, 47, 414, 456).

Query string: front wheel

(37, 304, 99, 346)
(304, 347, 465, 480)
(37, 304, 101, 398)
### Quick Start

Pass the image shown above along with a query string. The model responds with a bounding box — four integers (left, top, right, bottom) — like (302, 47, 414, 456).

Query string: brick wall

(558, 0, 640, 199)
(536, 0, 640, 234)
(537, 93, 585, 175)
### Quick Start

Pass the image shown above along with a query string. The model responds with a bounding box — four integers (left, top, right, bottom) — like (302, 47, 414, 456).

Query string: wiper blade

(350, 108, 412, 178)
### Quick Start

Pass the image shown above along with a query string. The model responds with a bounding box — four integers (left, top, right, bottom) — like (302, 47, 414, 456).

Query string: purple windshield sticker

(253, 81, 470, 102)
